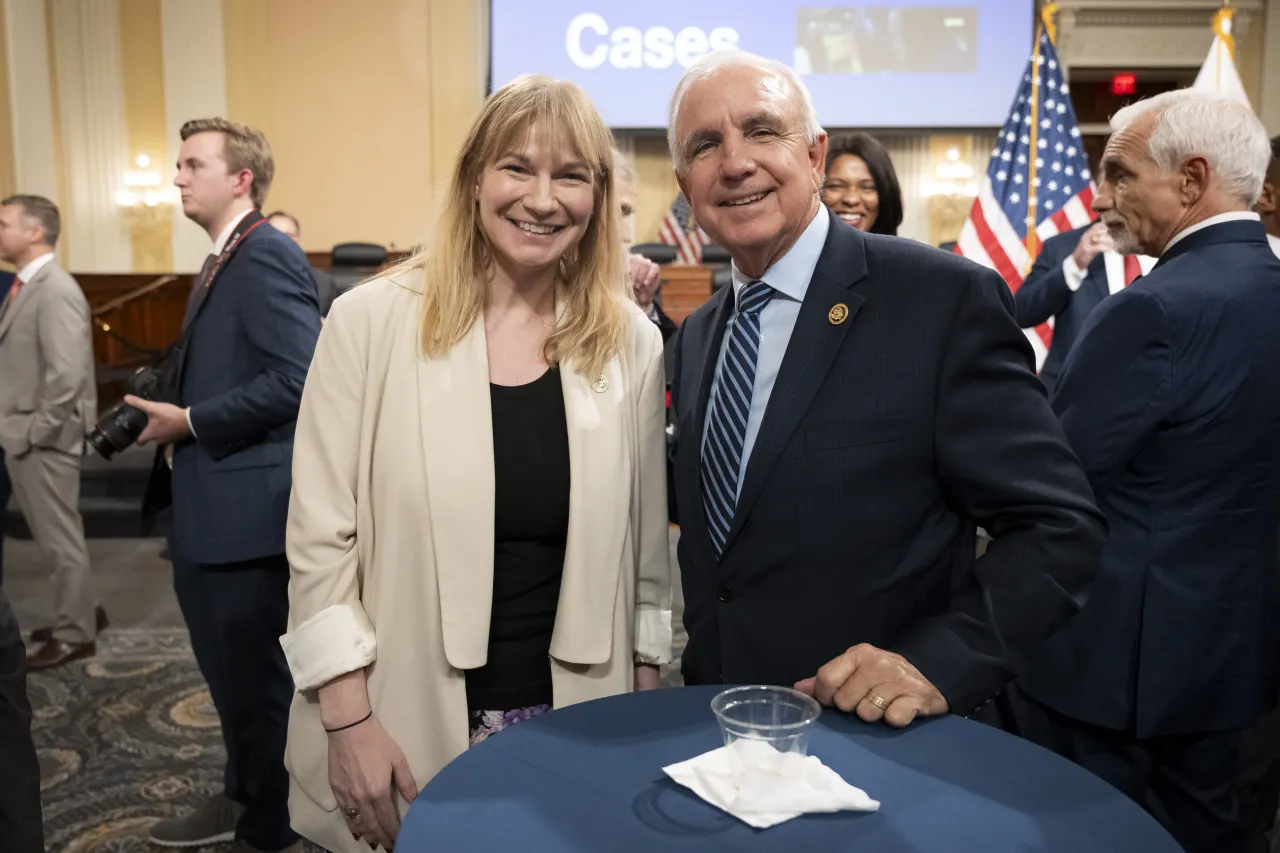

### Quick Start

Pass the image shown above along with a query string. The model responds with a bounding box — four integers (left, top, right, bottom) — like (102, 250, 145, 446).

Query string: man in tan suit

(0, 195, 98, 669)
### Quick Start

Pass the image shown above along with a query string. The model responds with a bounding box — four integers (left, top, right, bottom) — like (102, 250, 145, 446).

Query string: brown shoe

(30, 606, 109, 644)
(25, 638, 96, 670)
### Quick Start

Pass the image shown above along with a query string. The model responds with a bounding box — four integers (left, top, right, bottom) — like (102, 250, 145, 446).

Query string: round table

(398, 686, 1182, 853)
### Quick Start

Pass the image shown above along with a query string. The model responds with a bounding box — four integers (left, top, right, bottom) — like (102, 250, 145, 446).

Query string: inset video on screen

(794, 7, 977, 75)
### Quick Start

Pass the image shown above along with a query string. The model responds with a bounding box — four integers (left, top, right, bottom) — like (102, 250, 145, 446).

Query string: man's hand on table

(795, 643, 948, 728)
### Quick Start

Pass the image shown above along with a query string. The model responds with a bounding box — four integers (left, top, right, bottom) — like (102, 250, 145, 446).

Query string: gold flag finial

(1041, 2, 1059, 44)
(1212, 4, 1236, 61)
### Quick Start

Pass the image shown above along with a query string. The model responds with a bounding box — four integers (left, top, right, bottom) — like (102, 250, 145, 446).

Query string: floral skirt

(468, 704, 552, 746)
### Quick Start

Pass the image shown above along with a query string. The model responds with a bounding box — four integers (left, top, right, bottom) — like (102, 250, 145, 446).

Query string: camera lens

(87, 401, 149, 460)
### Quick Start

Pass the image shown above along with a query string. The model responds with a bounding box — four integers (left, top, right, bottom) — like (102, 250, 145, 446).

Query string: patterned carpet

(31, 629, 231, 853)
(30, 627, 685, 853)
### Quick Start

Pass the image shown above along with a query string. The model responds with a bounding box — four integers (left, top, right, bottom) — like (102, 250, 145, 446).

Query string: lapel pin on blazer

(829, 303, 849, 325)
(592, 375, 609, 393)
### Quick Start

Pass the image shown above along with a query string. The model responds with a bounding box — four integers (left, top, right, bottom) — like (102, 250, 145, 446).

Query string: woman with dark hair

(823, 133, 904, 236)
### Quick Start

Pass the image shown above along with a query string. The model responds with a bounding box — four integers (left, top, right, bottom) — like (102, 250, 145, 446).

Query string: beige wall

(120, 0, 170, 270)
(1260, 0, 1280, 133)
(631, 136, 680, 245)
(0, 2, 13, 201)
(224, 0, 486, 254)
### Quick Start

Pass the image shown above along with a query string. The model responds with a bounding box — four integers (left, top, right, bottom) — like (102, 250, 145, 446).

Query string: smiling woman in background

(822, 132, 904, 236)
(280, 75, 671, 853)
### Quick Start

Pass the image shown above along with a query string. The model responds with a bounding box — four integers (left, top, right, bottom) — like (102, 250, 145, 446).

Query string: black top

(464, 367, 570, 712)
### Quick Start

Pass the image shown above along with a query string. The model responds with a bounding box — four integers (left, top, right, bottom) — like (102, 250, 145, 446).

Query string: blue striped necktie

(702, 279, 774, 558)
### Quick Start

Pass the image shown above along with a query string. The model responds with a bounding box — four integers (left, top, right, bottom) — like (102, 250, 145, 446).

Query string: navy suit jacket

(1015, 226, 1108, 395)
(165, 223, 321, 565)
(668, 208, 1106, 716)
(0, 586, 42, 853)
(1022, 220, 1280, 738)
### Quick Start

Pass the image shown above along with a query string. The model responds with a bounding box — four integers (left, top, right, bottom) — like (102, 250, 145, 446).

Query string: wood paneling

(661, 266, 714, 324)
(79, 273, 192, 407)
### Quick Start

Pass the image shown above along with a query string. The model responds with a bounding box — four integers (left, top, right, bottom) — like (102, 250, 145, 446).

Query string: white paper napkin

(662, 738, 880, 829)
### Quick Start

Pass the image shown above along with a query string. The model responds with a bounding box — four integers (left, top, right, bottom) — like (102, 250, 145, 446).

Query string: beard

(1103, 218, 1140, 255)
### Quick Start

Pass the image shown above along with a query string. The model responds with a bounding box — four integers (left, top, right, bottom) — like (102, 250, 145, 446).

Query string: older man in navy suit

(1016, 221, 1155, 394)
(132, 119, 319, 853)
(1005, 90, 1280, 853)
(665, 51, 1105, 730)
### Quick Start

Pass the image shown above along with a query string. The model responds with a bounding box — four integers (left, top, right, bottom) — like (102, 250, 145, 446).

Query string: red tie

(1123, 254, 1142, 286)
(3, 277, 19, 305)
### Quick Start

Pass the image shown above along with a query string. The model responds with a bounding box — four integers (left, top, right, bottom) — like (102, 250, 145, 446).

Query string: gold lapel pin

(829, 303, 849, 325)
(592, 375, 609, 393)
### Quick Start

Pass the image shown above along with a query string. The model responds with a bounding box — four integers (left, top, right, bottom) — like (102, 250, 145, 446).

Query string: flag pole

(1214, 1, 1235, 91)
(1023, 12, 1047, 269)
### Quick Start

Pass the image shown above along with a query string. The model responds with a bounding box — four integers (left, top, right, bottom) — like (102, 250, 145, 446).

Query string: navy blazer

(167, 223, 321, 565)
(668, 208, 1106, 716)
(1022, 220, 1280, 738)
(0, 585, 42, 853)
(1015, 226, 1108, 395)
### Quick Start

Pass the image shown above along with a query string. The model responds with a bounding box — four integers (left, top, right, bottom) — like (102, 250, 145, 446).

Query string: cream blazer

(280, 271, 672, 852)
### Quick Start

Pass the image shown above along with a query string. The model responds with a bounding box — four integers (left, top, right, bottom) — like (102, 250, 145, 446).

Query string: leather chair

(631, 242, 678, 264)
(701, 244, 731, 265)
(711, 266, 732, 294)
(315, 242, 388, 316)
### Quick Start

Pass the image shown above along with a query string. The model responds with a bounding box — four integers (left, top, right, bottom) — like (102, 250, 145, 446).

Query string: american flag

(956, 26, 1096, 368)
(658, 192, 711, 265)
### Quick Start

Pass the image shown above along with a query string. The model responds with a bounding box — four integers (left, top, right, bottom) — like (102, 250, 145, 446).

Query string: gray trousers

(5, 447, 95, 643)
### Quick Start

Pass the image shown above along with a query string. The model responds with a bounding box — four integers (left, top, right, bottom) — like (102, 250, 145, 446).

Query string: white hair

(1110, 88, 1271, 206)
(667, 50, 823, 171)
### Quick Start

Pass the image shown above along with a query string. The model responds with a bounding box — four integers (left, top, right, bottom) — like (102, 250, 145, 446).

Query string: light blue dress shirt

(702, 207, 830, 499)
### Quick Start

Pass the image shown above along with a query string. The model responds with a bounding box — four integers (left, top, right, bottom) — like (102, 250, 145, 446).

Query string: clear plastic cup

(710, 686, 822, 756)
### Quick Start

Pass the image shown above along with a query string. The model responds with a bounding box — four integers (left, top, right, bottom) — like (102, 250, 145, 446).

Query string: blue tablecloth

(399, 686, 1183, 852)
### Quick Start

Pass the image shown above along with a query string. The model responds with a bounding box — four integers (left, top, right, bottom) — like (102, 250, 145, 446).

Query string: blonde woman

(280, 76, 672, 853)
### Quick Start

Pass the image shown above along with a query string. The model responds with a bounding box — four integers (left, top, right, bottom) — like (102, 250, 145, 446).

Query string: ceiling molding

(1053, 1, 1261, 69)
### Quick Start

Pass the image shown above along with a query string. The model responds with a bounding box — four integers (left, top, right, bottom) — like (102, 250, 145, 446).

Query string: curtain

(50, 0, 132, 272)
(877, 131, 997, 245)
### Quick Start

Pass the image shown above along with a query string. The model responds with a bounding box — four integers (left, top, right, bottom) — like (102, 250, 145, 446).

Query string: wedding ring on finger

(342, 805, 360, 820)
(867, 692, 889, 710)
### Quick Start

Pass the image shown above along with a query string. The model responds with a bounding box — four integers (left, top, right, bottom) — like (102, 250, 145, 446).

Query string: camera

(87, 364, 169, 460)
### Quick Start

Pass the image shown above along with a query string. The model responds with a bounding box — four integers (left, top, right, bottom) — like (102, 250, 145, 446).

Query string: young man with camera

(0, 194, 100, 670)
(131, 119, 320, 853)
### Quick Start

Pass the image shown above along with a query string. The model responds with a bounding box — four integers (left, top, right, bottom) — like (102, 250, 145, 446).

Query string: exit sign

(1111, 73, 1137, 96)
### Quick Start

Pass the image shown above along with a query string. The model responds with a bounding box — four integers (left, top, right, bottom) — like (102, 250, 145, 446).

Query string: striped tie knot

(736, 280, 774, 316)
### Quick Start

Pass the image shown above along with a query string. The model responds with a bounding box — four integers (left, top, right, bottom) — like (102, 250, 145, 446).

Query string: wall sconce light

(117, 154, 178, 214)
(927, 146, 978, 197)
